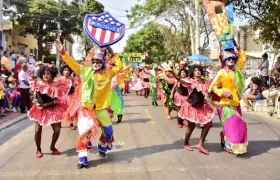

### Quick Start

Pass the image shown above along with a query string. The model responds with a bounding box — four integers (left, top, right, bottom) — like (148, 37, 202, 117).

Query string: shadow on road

(124, 104, 152, 108)
(62, 138, 280, 167)
(207, 140, 280, 158)
(0, 119, 32, 146)
(112, 118, 150, 125)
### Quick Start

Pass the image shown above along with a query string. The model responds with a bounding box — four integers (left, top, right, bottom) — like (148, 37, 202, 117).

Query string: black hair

(107, 46, 114, 57)
(3, 51, 8, 55)
(251, 77, 262, 86)
(38, 65, 58, 79)
(178, 68, 188, 77)
(60, 65, 73, 75)
(188, 65, 204, 78)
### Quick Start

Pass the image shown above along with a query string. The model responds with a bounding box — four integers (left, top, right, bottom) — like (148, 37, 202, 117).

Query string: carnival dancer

(131, 68, 143, 95)
(110, 75, 124, 123)
(59, 65, 77, 130)
(109, 64, 131, 124)
(156, 68, 164, 102)
(56, 40, 123, 167)
(116, 71, 125, 94)
(124, 67, 133, 93)
(209, 39, 248, 155)
(150, 65, 158, 106)
(159, 67, 176, 120)
(171, 69, 188, 128)
(142, 67, 151, 98)
(28, 65, 72, 158)
(172, 65, 214, 155)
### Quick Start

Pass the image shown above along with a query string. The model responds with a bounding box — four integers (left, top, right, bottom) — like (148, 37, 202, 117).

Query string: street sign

(120, 53, 145, 63)
(83, 12, 125, 47)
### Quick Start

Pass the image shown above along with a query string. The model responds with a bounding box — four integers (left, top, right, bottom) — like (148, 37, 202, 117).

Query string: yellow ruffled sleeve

(236, 49, 247, 70)
(108, 55, 123, 78)
(61, 52, 81, 74)
(209, 71, 224, 97)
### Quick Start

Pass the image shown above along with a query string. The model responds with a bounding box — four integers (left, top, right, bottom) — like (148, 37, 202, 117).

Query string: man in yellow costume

(57, 40, 123, 167)
(209, 39, 248, 155)
(57, 11, 126, 168)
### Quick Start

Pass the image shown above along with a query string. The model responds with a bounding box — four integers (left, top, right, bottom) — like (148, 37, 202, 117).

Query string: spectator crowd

(0, 46, 45, 118)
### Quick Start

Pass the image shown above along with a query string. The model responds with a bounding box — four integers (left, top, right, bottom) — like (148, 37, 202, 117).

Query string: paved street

(0, 95, 280, 180)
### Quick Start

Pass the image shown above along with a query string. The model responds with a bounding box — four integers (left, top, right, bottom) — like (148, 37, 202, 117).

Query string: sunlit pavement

(0, 94, 280, 180)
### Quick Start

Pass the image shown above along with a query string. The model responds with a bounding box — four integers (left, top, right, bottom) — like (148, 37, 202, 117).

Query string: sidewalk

(0, 112, 28, 131)
(251, 99, 280, 119)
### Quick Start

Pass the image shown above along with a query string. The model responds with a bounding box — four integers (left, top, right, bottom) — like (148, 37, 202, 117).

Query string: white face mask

(92, 60, 103, 71)
(225, 59, 235, 66)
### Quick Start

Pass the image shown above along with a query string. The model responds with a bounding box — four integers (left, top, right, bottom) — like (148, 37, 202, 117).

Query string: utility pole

(181, 0, 199, 55)
(56, 0, 61, 67)
(0, 0, 4, 47)
(195, 0, 200, 54)
(188, 15, 195, 55)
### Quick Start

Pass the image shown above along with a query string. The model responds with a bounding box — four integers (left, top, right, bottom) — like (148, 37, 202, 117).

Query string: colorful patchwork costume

(205, 0, 248, 154)
(59, 11, 125, 168)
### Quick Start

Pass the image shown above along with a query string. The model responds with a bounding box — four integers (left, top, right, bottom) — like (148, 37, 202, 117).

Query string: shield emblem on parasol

(83, 12, 126, 47)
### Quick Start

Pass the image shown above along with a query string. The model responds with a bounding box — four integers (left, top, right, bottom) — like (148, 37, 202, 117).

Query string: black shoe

(154, 101, 158, 106)
(77, 157, 88, 169)
(117, 115, 123, 123)
(77, 163, 84, 169)
(21, 111, 27, 113)
(99, 151, 106, 158)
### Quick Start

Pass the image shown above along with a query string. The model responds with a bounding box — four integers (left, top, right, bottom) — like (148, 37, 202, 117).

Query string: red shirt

(14, 63, 22, 79)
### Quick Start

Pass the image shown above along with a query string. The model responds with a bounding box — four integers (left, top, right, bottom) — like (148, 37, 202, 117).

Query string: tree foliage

(4, 0, 104, 60)
(124, 22, 192, 64)
(123, 22, 166, 63)
(127, 0, 212, 54)
(222, 0, 280, 49)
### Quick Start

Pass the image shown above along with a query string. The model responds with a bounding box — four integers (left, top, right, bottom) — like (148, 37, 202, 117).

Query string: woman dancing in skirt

(28, 65, 72, 158)
(171, 69, 189, 128)
(173, 65, 214, 155)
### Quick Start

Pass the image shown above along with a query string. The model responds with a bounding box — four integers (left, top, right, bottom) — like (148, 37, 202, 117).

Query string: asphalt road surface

(0, 94, 280, 180)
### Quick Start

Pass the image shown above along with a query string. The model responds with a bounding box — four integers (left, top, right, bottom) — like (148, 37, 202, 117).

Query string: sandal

(36, 151, 43, 158)
(167, 116, 172, 120)
(196, 145, 210, 155)
(70, 124, 77, 130)
(183, 145, 193, 151)
(50, 148, 60, 155)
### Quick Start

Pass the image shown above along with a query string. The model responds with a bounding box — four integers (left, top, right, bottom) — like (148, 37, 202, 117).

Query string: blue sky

(97, 0, 141, 53)
(73, 0, 140, 58)
(72, 0, 249, 59)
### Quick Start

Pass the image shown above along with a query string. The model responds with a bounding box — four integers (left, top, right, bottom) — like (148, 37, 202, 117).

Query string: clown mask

(92, 60, 103, 71)
(225, 58, 236, 67)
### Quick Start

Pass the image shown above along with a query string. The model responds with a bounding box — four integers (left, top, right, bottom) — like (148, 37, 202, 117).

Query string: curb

(0, 114, 28, 132)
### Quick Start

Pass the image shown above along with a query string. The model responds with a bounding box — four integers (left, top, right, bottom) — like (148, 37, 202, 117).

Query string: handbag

(187, 88, 205, 107)
(36, 92, 56, 108)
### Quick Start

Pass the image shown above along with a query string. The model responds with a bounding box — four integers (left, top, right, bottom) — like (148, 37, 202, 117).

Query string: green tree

(127, 0, 212, 54)
(4, 0, 104, 60)
(124, 22, 167, 63)
(223, 0, 280, 49)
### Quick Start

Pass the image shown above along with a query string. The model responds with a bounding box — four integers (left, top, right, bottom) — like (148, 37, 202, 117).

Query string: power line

(102, 4, 127, 12)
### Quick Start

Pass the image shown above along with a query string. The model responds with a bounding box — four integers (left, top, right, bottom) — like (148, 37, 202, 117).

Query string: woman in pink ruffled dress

(171, 69, 189, 128)
(58, 65, 77, 130)
(142, 68, 151, 98)
(28, 65, 72, 158)
(172, 65, 214, 155)
(131, 68, 143, 95)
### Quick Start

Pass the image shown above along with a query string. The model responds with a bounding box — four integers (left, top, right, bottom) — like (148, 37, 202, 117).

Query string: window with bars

(34, 48, 38, 56)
